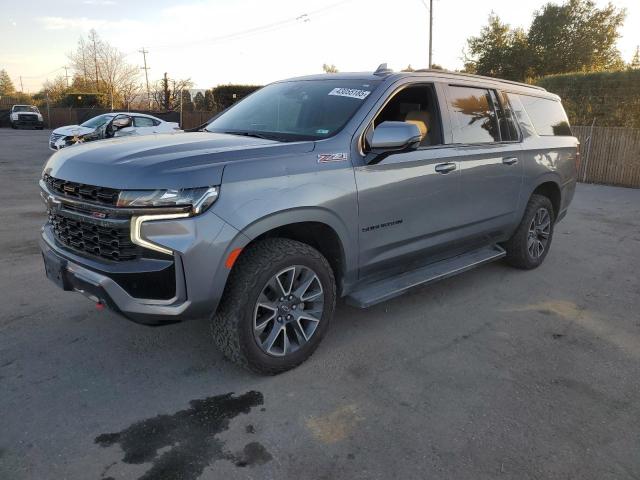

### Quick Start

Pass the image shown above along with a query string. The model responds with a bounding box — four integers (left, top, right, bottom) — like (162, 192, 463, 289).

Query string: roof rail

(374, 63, 394, 76)
(414, 69, 546, 91)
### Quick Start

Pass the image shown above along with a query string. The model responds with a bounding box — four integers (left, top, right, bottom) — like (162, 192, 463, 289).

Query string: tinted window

(496, 92, 520, 141)
(518, 94, 571, 136)
(134, 116, 156, 127)
(447, 86, 500, 143)
(206, 79, 381, 141)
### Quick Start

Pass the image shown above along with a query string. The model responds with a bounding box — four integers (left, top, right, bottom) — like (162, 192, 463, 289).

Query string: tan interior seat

(404, 110, 431, 142)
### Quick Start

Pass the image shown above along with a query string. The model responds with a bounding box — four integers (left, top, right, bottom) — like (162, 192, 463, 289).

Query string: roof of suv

(279, 69, 554, 98)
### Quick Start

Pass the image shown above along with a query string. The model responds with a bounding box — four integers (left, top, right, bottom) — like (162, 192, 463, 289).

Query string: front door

(355, 146, 465, 280)
(353, 83, 469, 280)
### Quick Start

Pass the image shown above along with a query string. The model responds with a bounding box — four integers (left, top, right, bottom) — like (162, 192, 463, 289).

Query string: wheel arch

(530, 180, 562, 220)
(234, 208, 357, 295)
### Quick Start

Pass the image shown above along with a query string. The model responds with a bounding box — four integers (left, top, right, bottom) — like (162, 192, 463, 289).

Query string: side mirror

(369, 121, 422, 153)
(112, 117, 132, 129)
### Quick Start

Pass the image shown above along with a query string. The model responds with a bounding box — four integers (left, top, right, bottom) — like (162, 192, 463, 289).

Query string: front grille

(18, 114, 38, 122)
(44, 174, 120, 206)
(48, 210, 142, 261)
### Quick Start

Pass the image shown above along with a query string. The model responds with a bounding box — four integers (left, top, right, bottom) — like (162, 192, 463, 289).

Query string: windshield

(14, 106, 38, 113)
(205, 79, 380, 141)
(81, 114, 115, 129)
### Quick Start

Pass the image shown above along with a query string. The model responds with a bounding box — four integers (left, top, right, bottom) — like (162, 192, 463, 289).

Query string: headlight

(38, 114, 43, 121)
(117, 186, 219, 214)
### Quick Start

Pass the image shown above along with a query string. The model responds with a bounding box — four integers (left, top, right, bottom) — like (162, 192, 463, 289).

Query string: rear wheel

(504, 194, 555, 269)
(211, 238, 336, 374)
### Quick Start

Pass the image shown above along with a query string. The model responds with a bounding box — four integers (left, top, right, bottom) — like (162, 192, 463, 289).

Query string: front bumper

(40, 210, 248, 326)
(14, 119, 44, 128)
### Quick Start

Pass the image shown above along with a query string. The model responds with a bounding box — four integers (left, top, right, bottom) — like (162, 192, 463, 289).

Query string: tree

(402, 64, 415, 72)
(193, 91, 206, 110)
(465, 14, 532, 81)
(151, 73, 193, 111)
(528, 0, 626, 76)
(322, 63, 339, 73)
(180, 89, 194, 112)
(464, 0, 626, 81)
(67, 29, 141, 109)
(41, 75, 70, 105)
(630, 46, 640, 70)
(0, 69, 15, 95)
(203, 89, 215, 111)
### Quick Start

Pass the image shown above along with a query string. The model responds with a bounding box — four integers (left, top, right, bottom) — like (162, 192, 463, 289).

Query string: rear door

(131, 116, 159, 135)
(441, 84, 524, 240)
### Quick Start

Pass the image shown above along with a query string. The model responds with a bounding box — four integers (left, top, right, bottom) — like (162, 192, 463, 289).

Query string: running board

(345, 245, 506, 308)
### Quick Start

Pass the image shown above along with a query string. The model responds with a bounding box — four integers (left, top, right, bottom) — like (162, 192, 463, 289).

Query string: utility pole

(91, 32, 99, 92)
(63, 66, 70, 88)
(428, 0, 433, 68)
(139, 47, 151, 110)
(19, 76, 24, 93)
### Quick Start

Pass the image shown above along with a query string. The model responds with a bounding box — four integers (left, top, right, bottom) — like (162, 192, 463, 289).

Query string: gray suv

(40, 66, 578, 373)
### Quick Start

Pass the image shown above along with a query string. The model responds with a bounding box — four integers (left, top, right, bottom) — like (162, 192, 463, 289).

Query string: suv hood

(43, 132, 315, 189)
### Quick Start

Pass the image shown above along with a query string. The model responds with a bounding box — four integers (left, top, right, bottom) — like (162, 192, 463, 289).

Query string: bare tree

(68, 29, 141, 109)
(98, 43, 140, 109)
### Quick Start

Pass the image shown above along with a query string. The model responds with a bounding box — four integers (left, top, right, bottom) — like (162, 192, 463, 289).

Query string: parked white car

(49, 112, 181, 150)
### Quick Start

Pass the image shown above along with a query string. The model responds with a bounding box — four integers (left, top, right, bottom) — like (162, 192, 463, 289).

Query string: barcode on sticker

(328, 88, 371, 100)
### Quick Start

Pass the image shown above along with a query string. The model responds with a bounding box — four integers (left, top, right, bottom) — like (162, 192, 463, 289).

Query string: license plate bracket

(42, 250, 70, 290)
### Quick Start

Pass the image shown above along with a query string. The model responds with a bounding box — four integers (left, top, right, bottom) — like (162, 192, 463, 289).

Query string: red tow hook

(95, 302, 105, 310)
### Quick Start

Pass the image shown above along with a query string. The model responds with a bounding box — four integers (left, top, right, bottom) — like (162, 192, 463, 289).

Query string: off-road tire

(211, 238, 336, 374)
(504, 194, 555, 269)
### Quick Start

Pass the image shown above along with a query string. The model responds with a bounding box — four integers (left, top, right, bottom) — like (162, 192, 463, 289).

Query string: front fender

(239, 206, 357, 281)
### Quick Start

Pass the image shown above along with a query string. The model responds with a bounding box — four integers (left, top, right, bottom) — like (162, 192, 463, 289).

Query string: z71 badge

(317, 153, 348, 163)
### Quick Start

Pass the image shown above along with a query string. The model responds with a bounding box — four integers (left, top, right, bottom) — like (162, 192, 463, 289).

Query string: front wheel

(504, 194, 555, 269)
(212, 238, 336, 374)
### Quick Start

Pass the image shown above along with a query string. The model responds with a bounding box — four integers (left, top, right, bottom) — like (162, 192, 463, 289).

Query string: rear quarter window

(517, 94, 572, 136)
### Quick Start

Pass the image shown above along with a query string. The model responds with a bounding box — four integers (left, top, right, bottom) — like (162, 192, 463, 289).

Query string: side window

(134, 116, 156, 127)
(370, 84, 443, 147)
(447, 86, 500, 143)
(495, 91, 520, 141)
(505, 93, 535, 137)
(517, 94, 572, 136)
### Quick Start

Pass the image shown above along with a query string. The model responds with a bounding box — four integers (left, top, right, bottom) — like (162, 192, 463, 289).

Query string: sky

(1, 0, 639, 92)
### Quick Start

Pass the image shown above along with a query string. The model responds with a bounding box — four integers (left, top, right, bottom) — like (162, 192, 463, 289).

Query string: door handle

(435, 162, 457, 174)
(502, 157, 518, 165)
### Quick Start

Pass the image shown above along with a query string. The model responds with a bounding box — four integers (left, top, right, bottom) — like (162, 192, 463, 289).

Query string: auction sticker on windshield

(328, 88, 371, 100)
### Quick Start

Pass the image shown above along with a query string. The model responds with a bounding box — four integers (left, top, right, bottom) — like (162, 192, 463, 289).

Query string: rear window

(517, 94, 572, 136)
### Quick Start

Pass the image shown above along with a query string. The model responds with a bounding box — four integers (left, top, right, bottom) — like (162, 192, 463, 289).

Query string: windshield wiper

(219, 130, 290, 142)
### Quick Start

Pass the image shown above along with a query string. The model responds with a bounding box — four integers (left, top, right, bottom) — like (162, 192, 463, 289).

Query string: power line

(130, 0, 357, 52)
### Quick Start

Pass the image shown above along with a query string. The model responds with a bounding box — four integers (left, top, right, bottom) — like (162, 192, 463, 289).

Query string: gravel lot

(1, 128, 639, 480)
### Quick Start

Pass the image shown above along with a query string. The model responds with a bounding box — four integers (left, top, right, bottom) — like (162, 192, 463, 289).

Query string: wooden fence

(573, 126, 640, 188)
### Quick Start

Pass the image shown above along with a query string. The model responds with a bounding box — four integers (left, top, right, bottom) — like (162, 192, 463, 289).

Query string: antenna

(374, 63, 393, 76)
